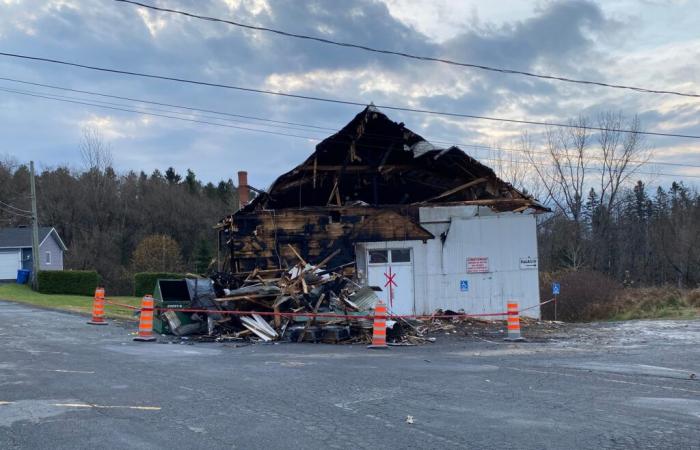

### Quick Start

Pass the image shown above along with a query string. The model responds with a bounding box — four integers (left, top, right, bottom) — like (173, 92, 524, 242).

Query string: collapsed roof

(245, 106, 546, 212)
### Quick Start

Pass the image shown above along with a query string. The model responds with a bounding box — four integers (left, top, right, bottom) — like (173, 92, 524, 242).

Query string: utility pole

(29, 161, 40, 290)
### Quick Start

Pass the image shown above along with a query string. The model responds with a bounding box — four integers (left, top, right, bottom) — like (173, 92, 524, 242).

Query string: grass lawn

(0, 283, 141, 321)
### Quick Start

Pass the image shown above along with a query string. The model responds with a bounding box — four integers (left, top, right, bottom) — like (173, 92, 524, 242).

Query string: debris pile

(155, 246, 386, 343)
(215, 247, 383, 343)
(154, 246, 552, 344)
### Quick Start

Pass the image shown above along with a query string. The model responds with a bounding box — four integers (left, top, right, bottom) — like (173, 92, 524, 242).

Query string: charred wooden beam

(421, 177, 489, 203)
(297, 165, 413, 172)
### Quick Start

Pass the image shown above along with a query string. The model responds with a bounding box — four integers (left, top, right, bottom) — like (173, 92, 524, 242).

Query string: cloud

(0, 0, 696, 188)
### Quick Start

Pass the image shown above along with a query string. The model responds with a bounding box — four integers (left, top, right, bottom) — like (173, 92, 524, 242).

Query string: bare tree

(488, 138, 545, 202)
(596, 112, 651, 211)
(80, 126, 113, 172)
(526, 111, 654, 272)
(525, 112, 651, 218)
(525, 116, 590, 223)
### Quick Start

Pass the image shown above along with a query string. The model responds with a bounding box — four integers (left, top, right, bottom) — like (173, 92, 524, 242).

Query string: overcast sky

(0, 0, 698, 189)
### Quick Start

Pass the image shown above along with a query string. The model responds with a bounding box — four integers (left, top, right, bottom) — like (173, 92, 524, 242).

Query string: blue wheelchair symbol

(552, 282, 560, 295)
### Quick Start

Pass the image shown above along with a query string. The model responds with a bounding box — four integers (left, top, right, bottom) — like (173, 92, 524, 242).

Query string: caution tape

(105, 298, 556, 321)
(519, 297, 556, 313)
(103, 299, 140, 310)
(133, 307, 509, 321)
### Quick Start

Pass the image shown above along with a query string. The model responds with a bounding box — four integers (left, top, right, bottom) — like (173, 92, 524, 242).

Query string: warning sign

(467, 257, 489, 273)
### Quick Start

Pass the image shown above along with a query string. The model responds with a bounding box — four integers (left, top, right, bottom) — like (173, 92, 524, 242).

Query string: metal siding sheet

(358, 209, 540, 319)
(417, 209, 540, 318)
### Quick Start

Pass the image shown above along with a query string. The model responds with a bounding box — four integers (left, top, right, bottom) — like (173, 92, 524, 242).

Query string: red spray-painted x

(384, 266, 397, 308)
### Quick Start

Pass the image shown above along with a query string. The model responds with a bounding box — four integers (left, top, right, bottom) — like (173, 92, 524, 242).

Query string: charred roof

(245, 106, 546, 212)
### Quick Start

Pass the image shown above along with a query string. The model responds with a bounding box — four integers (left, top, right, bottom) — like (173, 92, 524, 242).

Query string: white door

(367, 248, 414, 315)
(0, 250, 20, 279)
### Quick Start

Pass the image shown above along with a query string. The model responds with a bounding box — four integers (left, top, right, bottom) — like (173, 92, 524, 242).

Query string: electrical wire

(0, 200, 31, 214)
(1, 51, 699, 139)
(0, 77, 333, 132)
(0, 205, 31, 218)
(0, 84, 329, 135)
(0, 85, 695, 181)
(1, 77, 698, 170)
(115, 0, 700, 99)
(0, 86, 319, 140)
(1, 86, 697, 179)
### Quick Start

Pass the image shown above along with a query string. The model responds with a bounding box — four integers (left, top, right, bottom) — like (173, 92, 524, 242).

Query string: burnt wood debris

(158, 106, 546, 344)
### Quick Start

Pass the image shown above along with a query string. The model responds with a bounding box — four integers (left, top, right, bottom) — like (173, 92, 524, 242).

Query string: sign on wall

(519, 257, 538, 270)
(467, 257, 489, 273)
(460, 280, 469, 292)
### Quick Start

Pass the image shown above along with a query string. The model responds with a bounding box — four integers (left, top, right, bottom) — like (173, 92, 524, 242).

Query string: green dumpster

(153, 279, 193, 334)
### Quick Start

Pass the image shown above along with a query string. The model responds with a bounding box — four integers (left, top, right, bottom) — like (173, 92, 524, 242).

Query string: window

(368, 250, 388, 264)
(45, 251, 51, 265)
(391, 249, 411, 263)
(368, 249, 411, 264)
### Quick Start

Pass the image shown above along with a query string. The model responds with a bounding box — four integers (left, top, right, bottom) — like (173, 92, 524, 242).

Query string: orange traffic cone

(367, 300, 389, 349)
(504, 301, 526, 342)
(134, 295, 156, 342)
(87, 287, 108, 325)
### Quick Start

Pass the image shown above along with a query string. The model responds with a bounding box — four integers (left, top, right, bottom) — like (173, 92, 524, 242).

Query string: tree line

(517, 112, 699, 288)
(0, 129, 240, 294)
(538, 180, 699, 287)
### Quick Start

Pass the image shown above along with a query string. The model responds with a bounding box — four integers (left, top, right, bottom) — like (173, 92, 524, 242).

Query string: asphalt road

(0, 301, 698, 449)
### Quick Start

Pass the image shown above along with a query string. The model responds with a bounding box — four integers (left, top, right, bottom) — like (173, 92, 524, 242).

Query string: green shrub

(38, 270, 100, 296)
(134, 272, 186, 297)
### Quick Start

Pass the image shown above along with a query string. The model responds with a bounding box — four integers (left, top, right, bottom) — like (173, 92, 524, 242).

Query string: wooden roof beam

(297, 165, 413, 172)
(422, 177, 489, 203)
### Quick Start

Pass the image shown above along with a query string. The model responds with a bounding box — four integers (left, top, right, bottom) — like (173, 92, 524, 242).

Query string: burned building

(218, 106, 547, 318)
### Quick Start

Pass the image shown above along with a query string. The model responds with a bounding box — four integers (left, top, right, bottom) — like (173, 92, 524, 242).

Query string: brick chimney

(237, 171, 249, 210)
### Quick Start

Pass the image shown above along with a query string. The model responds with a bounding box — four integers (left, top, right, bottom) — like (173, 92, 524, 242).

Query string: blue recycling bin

(16, 269, 30, 284)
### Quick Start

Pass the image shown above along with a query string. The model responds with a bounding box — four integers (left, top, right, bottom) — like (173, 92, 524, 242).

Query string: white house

(0, 227, 67, 280)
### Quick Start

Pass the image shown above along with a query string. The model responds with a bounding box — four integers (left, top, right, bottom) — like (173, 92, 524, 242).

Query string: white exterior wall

(357, 205, 541, 318)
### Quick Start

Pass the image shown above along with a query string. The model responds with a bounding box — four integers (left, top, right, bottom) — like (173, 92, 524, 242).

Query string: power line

(437, 141, 700, 169)
(0, 84, 329, 135)
(0, 200, 31, 214)
(2, 51, 699, 139)
(0, 86, 319, 140)
(0, 205, 31, 217)
(0, 77, 333, 132)
(1, 86, 698, 179)
(1, 76, 699, 170)
(115, 0, 700, 99)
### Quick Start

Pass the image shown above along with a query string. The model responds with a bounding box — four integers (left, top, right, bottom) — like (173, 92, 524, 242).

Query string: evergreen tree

(194, 239, 214, 274)
(185, 169, 198, 194)
(165, 167, 181, 184)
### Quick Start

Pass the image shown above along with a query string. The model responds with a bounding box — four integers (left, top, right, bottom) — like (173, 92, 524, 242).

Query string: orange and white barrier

(134, 295, 156, 342)
(504, 301, 525, 342)
(87, 287, 108, 326)
(367, 300, 388, 349)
